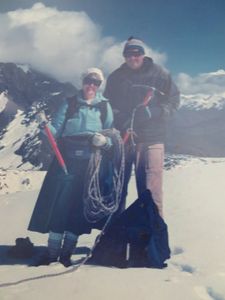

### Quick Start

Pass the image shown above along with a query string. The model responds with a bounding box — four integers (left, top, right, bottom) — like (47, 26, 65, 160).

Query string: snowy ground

(0, 157, 225, 300)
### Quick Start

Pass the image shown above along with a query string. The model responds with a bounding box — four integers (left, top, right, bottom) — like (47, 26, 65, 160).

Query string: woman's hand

(92, 133, 107, 147)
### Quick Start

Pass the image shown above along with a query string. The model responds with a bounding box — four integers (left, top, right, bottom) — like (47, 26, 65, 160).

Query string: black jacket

(104, 57, 180, 144)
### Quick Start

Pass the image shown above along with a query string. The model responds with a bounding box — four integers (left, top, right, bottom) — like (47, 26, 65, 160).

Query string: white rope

(83, 129, 125, 223)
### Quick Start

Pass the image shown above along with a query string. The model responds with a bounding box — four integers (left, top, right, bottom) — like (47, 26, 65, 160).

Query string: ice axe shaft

(44, 125, 68, 175)
(142, 89, 153, 106)
(123, 131, 130, 144)
(123, 89, 154, 144)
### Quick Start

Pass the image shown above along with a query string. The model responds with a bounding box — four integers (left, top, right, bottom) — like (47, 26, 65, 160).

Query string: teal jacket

(48, 91, 113, 138)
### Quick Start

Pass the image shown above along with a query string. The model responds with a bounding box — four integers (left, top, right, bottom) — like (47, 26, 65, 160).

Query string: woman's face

(82, 75, 101, 100)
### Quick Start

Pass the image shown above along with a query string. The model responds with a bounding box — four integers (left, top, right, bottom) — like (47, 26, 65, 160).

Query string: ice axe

(33, 105, 69, 175)
(43, 125, 69, 175)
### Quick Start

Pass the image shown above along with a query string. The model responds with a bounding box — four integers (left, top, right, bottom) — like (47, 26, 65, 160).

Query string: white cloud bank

(1, 2, 224, 96)
(0, 2, 166, 86)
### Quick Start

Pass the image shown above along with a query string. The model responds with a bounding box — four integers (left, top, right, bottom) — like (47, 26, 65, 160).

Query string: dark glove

(161, 104, 173, 118)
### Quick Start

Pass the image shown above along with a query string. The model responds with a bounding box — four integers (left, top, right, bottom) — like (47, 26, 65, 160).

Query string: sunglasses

(124, 51, 143, 58)
(83, 77, 102, 87)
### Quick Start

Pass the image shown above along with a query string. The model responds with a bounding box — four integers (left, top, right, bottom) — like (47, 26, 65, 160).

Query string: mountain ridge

(0, 62, 225, 169)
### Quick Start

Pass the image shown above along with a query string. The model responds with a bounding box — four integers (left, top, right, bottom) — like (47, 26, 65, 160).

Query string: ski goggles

(123, 50, 144, 58)
(83, 77, 102, 87)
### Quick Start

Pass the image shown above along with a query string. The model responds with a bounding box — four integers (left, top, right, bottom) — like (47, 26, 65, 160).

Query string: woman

(28, 68, 114, 267)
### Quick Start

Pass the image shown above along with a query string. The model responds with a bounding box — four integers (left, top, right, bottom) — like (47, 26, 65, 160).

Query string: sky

(0, 0, 224, 93)
(1, 157, 225, 299)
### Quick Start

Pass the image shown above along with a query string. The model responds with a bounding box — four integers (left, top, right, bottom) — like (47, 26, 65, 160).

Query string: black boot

(59, 231, 78, 267)
(59, 255, 73, 267)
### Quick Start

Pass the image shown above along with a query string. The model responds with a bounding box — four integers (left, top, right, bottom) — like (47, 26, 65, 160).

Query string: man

(104, 37, 180, 218)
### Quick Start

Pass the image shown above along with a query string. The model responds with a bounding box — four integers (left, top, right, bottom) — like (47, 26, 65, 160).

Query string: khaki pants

(135, 143, 164, 218)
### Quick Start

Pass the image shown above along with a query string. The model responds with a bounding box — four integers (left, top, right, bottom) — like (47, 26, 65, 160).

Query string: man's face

(125, 53, 145, 70)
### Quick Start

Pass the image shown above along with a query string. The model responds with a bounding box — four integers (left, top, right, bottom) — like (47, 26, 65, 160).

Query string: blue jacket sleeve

(47, 100, 68, 137)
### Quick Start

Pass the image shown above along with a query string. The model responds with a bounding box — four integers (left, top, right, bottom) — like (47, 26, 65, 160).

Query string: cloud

(100, 40, 167, 75)
(177, 70, 225, 95)
(1, 2, 224, 96)
(0, 2, 167, 86)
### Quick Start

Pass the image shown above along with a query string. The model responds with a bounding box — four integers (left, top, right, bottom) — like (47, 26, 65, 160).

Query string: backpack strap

(65, 95, 78, 119)
(94, 100, 107, 125)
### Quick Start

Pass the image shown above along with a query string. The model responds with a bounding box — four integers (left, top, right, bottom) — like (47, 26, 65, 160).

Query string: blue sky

(0, 0, 224, 77)
(0, 0, 225, 96)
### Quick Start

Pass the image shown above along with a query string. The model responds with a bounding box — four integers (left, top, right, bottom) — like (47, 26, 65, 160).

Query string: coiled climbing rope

(83, 128, 125, 223)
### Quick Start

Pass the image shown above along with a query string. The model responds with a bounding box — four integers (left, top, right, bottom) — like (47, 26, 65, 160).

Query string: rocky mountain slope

(0, 62, 76, 169)
(0, 63, 225, 170)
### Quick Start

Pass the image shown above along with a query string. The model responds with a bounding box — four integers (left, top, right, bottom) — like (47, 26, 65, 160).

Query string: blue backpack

(88, 189, 171, 268)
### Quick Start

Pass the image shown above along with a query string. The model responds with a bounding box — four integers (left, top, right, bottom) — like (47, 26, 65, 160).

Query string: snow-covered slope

(0, 169, 45, 195)
(0, 92, 8, 113)
(180, 69, 225, 110)
(181, 92, 225, 110)
(0, 62, 77, 169)
(167, 69, 225, 156)
(0, 157, 225, 299)
(0, 110, 40, 170)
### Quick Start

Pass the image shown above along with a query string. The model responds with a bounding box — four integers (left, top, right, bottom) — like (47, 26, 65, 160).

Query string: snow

(0, 110, 39, 170)
(51, 92, 62, 96)
(0, 170, 45, 195)
(181, 93, 225, 110)
(0, 92, 8, 113)
(179, 70, 225, 110)
(16, 64, 30, 73)
(0, 157, 225, 299)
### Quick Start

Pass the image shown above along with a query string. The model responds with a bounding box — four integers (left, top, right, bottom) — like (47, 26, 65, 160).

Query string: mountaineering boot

(33, 232, 63, 266)
(47, 232, 63, 263)
(59, 231, 78, 267)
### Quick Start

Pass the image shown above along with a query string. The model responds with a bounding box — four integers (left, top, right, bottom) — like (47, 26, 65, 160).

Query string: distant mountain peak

(16, 64, 31, 74)
(181, 92, 225, 110)
(0, 62, 225, 169)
